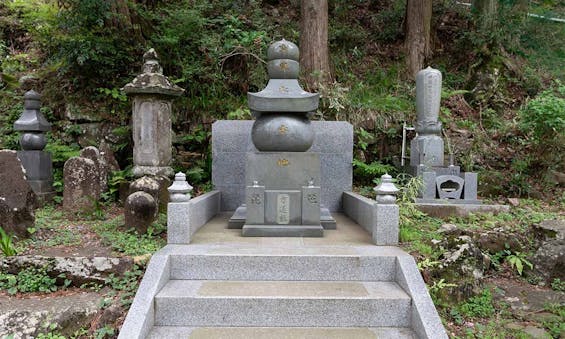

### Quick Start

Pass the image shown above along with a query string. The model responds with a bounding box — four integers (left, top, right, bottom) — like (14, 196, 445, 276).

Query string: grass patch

(92, 214, 166, 256)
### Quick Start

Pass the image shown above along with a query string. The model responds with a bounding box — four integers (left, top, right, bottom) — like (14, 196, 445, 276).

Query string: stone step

(154, 280, 411, 327)
(148, 326, 417, 339)
(167, 245, 406, 281)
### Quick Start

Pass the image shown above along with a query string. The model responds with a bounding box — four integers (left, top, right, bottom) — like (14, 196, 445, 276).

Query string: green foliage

(542, 302, 565, 337)
(44, 141, 80, 195)
(550, 278, 565, 292)
(151, 0, 270, 117)
(0, 266, 58, 295)
(490, 248, 533, 276)
(458, 289, 496, 318)
(0, 227, 17, 256)
(317, 80, 350, 120)
(519, 83, 565, 142)
(352, 159, 395, 184)
(36, 323, 65, 339)
(107, 265, 143, 307)
(104, 167, 134, 203)
(50, 0, 141, 87)
(93, 215, 166, 256)
(227, 107, 252, 120)
(428, 279, 458, 303)
(505, 251, 533, 276)
(94, 326, 115, 339)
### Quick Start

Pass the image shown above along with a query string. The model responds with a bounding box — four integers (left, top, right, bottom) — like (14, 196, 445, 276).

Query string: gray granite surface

(212, 120, 352, 212)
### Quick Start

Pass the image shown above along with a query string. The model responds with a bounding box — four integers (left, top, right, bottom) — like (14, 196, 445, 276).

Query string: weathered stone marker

(0, 150, 37, 237)
(409, 67, 480, 204)
(13, 90, 54, 203)
(123, 48, 184, 178)
(63, 156, 101, 212)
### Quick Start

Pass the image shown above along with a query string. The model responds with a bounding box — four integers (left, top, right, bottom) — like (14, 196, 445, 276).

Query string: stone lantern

(123, 49, 184, 178)
(13, 90, 54, 202)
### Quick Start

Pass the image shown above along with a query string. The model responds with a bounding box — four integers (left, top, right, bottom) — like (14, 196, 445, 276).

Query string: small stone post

(167, 172, 193, 244)
(373, 174, 400, 245)
(123, 49, 184, 178)
(13, 90, 54, 203)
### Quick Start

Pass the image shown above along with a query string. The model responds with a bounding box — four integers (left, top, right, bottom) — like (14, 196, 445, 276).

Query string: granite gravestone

(230, 40, 336, 237)
(409, 67, 480, 204)
(123, 49, 184, 178)
(13, 90, 54, 203)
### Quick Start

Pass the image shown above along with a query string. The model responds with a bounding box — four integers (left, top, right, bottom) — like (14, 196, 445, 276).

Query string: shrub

(519, 83, 565, 143)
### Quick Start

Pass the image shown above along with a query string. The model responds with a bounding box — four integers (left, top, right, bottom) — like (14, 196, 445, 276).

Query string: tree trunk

(404, 0, 433, 79)
(472, 0, 499, 30)
(108, 0, 144, 42)
(299, 0, 332, 90)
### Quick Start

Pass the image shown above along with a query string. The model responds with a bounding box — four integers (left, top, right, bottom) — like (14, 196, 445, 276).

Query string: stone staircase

(146, 245, 418, 338)
(119, 214, 447, 339)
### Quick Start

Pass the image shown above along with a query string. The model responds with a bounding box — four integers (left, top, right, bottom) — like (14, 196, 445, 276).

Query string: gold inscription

(279, 86, 289, 93)
(278, 124, 289, 135)
(277, 158, 289, 167)
(279, 61, 289, 71)
(279, 44, 288, 52)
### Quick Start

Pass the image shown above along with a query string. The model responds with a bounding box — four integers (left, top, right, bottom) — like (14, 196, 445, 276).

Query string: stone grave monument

(13, 90, 55, 203)
(119, 42, 448, 339)
(123, 48, 184, 178)
(409, 67, 480, 204)
(228, 39, 335, 237)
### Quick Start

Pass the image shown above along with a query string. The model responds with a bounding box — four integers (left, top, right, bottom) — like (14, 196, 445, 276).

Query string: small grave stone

(99, 140, 120, 174)
(80, 146, 108, 193)
(129, 176, 160, 201)
(124, 191, 157, 234)
(63, 156, 101, 213)
(0, 150, 37, 237)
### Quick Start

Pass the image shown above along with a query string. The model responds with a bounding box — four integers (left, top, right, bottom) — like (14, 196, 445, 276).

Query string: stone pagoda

(13, 90, 54, 202)
(229, 39, 335, 237)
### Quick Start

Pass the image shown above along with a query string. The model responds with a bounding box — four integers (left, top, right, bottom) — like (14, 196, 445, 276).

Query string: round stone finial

(374, 174, 399, 204)
(267, 39, 299, 61)
(266, 39, 300, 79)
(24, 90, 41, 110)
(143, 48, 159, 62)
(168, 172, 193, 202)
(142, 48, 163, 74)
(25, 90, 41, 101)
